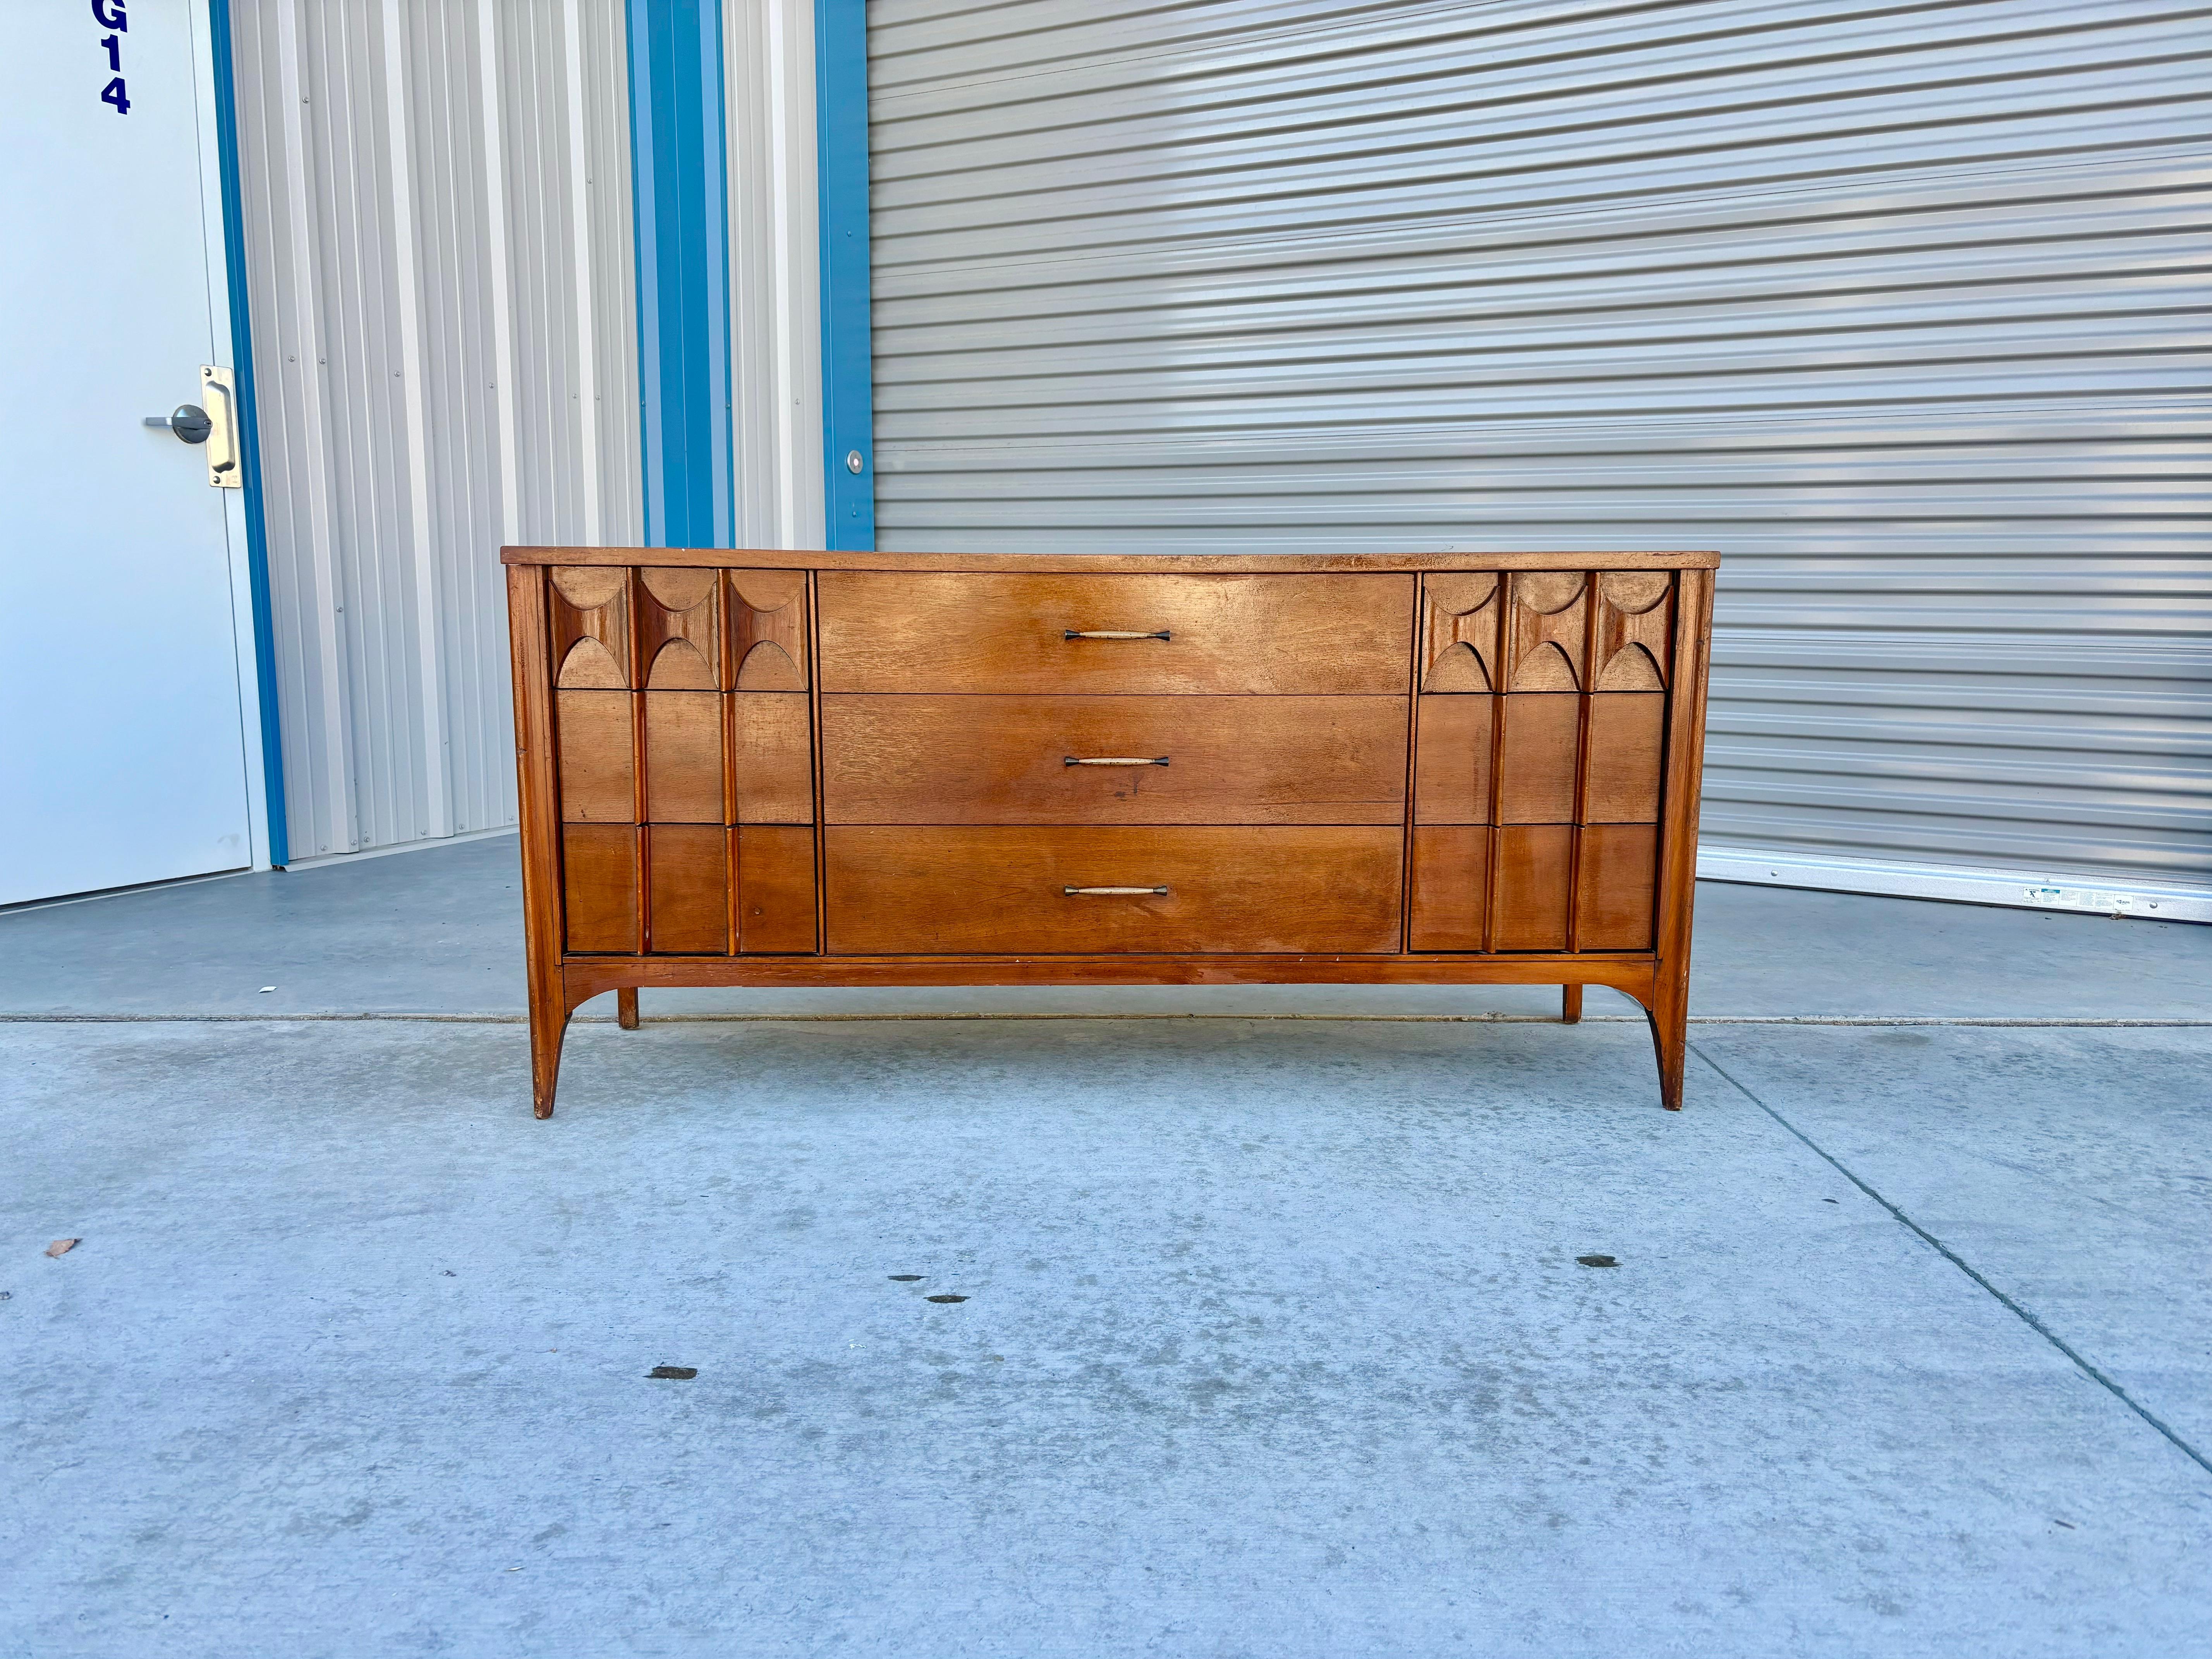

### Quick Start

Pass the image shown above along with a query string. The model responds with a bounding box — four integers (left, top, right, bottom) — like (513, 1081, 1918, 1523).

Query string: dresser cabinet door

(1408, 570, 1672, 953)
(549, 567, 817, 955)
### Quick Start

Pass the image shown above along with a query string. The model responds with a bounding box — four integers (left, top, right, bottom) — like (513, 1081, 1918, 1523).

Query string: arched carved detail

(1419, 573, 1500, 692)
(1594, 572, 1673, 690)
(1504, 572, 1587, 691)
(551, 567, 630, 688)
(729, 570, 809, 690)
(641, 567, 721, 689)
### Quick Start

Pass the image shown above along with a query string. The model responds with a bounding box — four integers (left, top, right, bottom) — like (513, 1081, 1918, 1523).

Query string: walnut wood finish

(736, 825, 819, 953)
(823, 695, 1407, 825)
(825, 827, 1403, 955)
(550, 566, 628, 689)
(555, 690, 634, 822)
(508, 549, 1716, 1117)
(817, 573, 1413, 694)
(510, 548, 1719, 574)
(646, 824, 731, 953)
(729, 571, 809, 690)
(639, 568, 720, 689)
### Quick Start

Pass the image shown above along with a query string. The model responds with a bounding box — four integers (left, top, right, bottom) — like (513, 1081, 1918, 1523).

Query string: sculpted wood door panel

(1412, 696, 1492, 825)
(732, 694, 815, 824)
(563, 824, 639, 953)
(1577, 825, 1658, 950)
(824, 826, 1404, 955)
(1496, 694, 1580, 824)
(817, 572, 1414, 694)
(646, 825, 730, 953)
(642, 692, 721, 823)
(735, 825, 819, 953)
(822, 694, 1408, 825)
(1407, 826, 1492, 951)
(555, 690, 635, 823)
(1493, 824, 1574, 951)
(1584, 695, 1665, 823)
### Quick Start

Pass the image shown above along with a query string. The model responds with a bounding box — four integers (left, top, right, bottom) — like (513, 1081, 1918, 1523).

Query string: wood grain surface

(824, 826, 1403, 954)
(822, 695, 1407, 824)
(817, 573, 1414, 694)
(1583, 694, 1665, 823)
(646, 824, 729, 953)
(642, 692, 720, 823)
(1497, 694, 1580, 824)
(562, 824, 639, 953)
(737, 825, 819, 953)
(555, 690, 635, 823)
(1412, 694, 1494, 824)
(1493, 824, 1574, 951)
(511, 547, 1719, 574)
(1576, 824, 1659, 950)
(1407, 825, 1491, 951)
(732, 694, 814, 824)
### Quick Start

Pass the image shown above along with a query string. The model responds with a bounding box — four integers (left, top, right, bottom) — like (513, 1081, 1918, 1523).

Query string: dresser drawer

(822, 695, 1406, 825)
(824, 826, 1403, 953)
(817, 572, 1413, 694)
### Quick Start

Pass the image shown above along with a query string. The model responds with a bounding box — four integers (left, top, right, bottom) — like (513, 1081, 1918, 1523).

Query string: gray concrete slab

(4, 1017, 2209, 1657)
(1690, 1025, 2212, 1452)
(2, 833, 2206, 1020)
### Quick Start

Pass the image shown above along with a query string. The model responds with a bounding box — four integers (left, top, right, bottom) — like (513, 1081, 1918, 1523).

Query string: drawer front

(818, 572, 1413, 694)
(822, 695, 1407, 825)
(824, 827, 1403, 954)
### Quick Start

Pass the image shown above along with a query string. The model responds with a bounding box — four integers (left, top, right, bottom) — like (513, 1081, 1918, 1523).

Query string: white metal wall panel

(867, 0, 2212, 908)
(230, 0, 641, 859)
(727, 0, 828, 550)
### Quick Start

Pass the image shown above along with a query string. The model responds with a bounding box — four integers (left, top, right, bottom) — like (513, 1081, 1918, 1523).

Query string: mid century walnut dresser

(503, 548, 1716, 1117)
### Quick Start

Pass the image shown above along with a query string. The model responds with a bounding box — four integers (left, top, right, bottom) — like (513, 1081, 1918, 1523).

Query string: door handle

(146, 406, 214, 443)
(200, 365, 242, 488)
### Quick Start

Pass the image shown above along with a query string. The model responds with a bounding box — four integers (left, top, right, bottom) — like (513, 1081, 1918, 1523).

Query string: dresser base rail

(529, 953, 1687, 1120)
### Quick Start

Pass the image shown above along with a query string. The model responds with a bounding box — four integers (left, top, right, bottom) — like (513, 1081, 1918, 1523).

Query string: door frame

(199, 0, 286, 870)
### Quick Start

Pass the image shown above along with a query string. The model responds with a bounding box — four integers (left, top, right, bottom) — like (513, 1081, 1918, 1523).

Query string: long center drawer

(818, 572, 1413, 694)
(825, 827, 1405, 954)
(823, 695, 1408, 824)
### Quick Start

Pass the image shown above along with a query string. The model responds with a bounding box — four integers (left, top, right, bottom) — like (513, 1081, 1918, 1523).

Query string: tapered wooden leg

(1645, 967, 1688, 1111)
(1561, 984, 1583, 1024)
(529, 986, 569, 1120)
(617, 987, 640, 1030)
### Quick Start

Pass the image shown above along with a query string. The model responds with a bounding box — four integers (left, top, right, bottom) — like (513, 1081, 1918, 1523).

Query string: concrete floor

(2, 838, 2209, 1657)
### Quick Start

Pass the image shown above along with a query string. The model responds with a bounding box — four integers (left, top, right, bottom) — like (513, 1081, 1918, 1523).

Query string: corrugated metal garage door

(866, 0, 2212, 917)
(232, 0, 643, 860)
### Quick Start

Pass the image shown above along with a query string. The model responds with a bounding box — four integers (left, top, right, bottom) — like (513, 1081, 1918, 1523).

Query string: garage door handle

(200, 366, 243, 488)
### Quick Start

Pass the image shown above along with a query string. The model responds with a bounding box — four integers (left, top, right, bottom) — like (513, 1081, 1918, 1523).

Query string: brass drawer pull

(1064, 755, 1169, 767)
(1063, 629, 1170, 641)
(1063, 885, 1170, 896)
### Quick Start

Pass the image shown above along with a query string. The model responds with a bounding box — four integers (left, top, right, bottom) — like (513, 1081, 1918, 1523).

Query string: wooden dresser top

(503, 547, 1721, 574)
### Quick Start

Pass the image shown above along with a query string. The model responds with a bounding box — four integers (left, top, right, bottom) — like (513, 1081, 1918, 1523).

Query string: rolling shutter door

(866, 0, 2212, 919)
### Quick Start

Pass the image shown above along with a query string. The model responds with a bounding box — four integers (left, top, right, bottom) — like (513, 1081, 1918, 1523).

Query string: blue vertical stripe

(815, 0, 873, 550)
(627, 0, 733, 548)
(208, 0, 289, 867)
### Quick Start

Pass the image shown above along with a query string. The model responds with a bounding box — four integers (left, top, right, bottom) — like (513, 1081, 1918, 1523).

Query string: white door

(0, 0, 262, 906)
